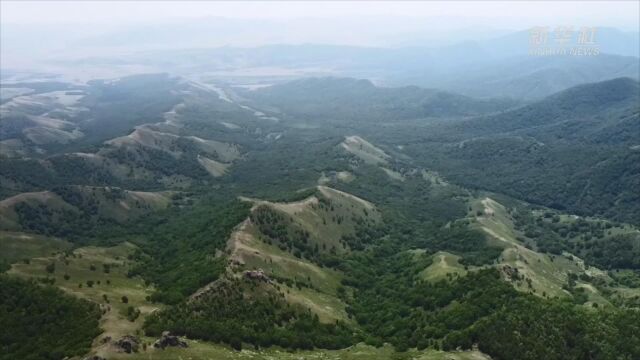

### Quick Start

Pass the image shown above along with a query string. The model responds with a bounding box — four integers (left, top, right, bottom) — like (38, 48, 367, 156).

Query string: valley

(1, 69, 639, 360)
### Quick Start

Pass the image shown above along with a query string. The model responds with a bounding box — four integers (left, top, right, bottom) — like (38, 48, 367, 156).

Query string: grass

(341, 136, 390, 166)
(224, 186, 383, 324)
(0, 186, 172, 231)
(469, 196, 598, 299)
(107, 341, 490, 360)
(0, 231, 71, 264)
(228, 219, 348, 323)
(261, 186, 380, 256)
(486, 199, 639, 302)
(574, 282, 611, 307)
(420, 251, 467, 282)
(75, 186, 172, 222)
(382, 168, 405, 181)
(231, 220, 343, 294)
(4, 235, 492, 359)
(8, 242, 158, 353)
(421, 170, 450, 187)
(283, 283, 350, 324)
(197, 155, 230, 177)
(234, 186, 379, 291)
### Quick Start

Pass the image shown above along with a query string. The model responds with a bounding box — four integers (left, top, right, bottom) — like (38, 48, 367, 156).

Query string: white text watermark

(529, 26, 600, 56)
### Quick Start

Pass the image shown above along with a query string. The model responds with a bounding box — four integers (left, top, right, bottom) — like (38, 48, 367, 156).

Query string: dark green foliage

(455, 296, 640, 360)
(581, 233, 640, 269)
(513, 209, 640, 269)
(247, 77, 518, 123)
(144, 278, 355, 350)
(126, 306, 140, 322)
(344, 243, 640, 358)
(610, 270, 640, 288)
(14, 202, 97, 240)
(251, 205, 331, 264)
(0, 155, 146, 199)
(337, 198, 640, 356)
(79, 74, 183, 144)
(335, 160, 501, 265)
(128, 199, 251, 304)
(104, 145, 210, 179)
(446, 77, 639, 139)
(0, 158, 58, 198)
(222, 133, 346, 200)
(0, 276, 101, 360)
(404, 78, 640, 225)
(344, 248, 518, 349)
(3, 73, 639, 358)
(336, 164, 468, 224)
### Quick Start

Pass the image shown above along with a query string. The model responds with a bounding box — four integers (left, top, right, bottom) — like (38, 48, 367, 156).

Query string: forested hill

(406, 78, 640, 224)
(446, 77, 640, 141)
(245, 77, 520, 122)
(2, 70, 640, 360)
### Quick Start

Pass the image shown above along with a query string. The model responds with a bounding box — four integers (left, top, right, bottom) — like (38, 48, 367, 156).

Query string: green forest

(0, 276, 102, 360)
(1, 71, 639, 360)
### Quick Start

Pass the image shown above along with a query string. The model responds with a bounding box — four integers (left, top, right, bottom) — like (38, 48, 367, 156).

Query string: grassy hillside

(108, 342, 490, 360)
(0, 231, 70, 264)
(0, 186, 173, 240)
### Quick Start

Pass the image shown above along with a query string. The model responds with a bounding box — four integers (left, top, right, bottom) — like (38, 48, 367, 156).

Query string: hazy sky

(1, 1, 638, 82)
(2, 1, 639, 30)
(2, 0, 638, 73)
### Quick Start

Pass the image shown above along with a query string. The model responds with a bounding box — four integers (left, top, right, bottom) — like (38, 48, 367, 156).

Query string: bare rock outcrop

(113, 335, 139, 353)
(502, 265, 521, 281)
(153, 331, 188, 349)
(243, 269, 270, 282)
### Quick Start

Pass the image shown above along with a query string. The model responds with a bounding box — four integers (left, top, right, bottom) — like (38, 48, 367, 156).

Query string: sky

(1, 1, 638, 74)
(2, 1, 639, 30)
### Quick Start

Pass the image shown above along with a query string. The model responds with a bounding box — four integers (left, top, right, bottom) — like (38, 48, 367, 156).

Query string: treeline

(336, 164, 469, 224)
(104, 145, 210, 180)
(0, 275, 102, 360)
(429, 141, 640, 226)
(513, 209, 640, 269)
(14, 202, 101, 240)
(0, 155, 152, 199)
(251, 205, 320, 260)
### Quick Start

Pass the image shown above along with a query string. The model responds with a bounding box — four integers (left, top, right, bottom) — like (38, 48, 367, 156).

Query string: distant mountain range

(4, 19, 637, 100)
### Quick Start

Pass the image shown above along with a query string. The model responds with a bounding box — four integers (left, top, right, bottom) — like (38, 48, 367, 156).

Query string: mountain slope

(0, 186, 172, 238)
(400, 54, 640, 99)
(406, 78, 640, 224)
(245, 77, 520, 122)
